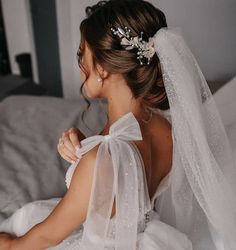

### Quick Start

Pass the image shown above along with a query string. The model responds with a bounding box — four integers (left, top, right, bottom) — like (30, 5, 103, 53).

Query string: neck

(107, 95, 152, 128)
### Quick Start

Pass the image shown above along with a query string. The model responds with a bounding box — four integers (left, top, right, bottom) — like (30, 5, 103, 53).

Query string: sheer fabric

(0, 111, 192, 250)
(0, 26, 236, 250)
(79, 26, 236, 250)
(152, 27, 236, 250)
(59, 110, 193, 250)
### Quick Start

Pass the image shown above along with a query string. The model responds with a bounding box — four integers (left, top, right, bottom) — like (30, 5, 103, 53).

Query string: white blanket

(0, 95, 106, 223)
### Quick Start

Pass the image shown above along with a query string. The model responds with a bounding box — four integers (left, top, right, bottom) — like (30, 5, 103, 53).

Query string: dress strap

(73, 111, 144, 250)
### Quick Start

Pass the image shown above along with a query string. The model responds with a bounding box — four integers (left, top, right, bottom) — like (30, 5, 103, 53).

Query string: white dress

(0, 112, 193, 250)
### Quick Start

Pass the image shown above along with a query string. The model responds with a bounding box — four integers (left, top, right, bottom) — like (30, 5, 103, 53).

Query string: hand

(0, 233, 16, 250)
(57, 128, 85, 164)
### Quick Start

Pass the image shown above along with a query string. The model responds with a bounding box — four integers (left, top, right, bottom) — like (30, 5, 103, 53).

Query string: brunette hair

(77, 0, 169, 130)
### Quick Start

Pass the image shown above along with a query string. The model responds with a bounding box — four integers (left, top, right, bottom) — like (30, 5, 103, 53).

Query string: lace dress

(0, 112, 192, 250)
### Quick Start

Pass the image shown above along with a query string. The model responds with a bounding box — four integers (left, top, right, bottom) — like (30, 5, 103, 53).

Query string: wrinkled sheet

(0, 95, 106, 223)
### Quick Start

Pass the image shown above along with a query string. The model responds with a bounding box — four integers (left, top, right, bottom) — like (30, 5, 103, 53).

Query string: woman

(1, 0, 236, 249)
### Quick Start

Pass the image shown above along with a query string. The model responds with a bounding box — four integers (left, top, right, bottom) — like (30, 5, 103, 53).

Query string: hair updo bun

(78, 0, 169, 130)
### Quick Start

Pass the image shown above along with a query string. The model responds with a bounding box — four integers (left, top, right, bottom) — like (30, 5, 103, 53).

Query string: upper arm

(32, 145, 100, 245)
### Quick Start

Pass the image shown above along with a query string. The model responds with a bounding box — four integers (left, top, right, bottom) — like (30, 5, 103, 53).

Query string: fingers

(68, 128, 81, 150)
(57, 127, 82, 164)
(61, 131, 76, 154)
(57, 143, 81, 163)
(58, 143, 78, 161)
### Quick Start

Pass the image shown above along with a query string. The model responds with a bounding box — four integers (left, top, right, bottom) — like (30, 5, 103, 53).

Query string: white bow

(71, 112, 145, 250)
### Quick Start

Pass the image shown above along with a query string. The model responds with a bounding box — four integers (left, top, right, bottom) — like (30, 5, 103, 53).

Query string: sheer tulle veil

(152, 27, 236, 250)
(76, 26, 236, 250)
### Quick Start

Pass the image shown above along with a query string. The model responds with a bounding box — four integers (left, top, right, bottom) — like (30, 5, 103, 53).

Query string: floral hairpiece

(110, 26, 156, 65)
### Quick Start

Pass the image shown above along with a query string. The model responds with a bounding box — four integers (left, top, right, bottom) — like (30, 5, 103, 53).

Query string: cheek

(79, 68, 86, 83)
(83, 73, 101, 98)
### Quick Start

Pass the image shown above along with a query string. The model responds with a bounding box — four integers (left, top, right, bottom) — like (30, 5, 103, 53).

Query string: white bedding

(0, 78, 235, 224)
(0, 95, 106, 223)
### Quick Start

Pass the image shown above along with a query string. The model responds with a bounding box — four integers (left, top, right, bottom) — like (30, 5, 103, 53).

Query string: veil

(72, 27, 236, 250)
(152, 27, 236, 250)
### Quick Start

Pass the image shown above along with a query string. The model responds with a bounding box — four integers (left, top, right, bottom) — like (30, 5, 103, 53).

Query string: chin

(85, 89, 98, 99)
(84, 85, 101, 99)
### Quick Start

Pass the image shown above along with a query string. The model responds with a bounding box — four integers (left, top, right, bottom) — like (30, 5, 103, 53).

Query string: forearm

(10, 223, 59, 250)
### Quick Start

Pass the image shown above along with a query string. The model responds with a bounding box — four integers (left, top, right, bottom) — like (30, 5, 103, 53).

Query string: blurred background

(0, 0, 236, 101)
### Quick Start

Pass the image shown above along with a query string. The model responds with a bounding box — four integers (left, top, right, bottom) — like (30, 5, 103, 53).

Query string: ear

(96, 63, 109, 80)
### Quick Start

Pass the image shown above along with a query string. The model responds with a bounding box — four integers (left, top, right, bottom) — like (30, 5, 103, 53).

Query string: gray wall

(150, 0, 236, 82)
(61, 0, 235, 99)
(64, 0, 236, 97)
(3, 0, 235, 98)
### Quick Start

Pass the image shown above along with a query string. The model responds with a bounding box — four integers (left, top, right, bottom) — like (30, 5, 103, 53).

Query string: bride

(1, 0, 236, 249)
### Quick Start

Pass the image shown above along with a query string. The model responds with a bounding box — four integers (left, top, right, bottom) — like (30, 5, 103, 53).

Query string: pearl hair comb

(110, 26, 156, 65)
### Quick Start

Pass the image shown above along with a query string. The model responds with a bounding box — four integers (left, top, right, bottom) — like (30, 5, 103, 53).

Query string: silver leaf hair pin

(110, 26, 156, 65)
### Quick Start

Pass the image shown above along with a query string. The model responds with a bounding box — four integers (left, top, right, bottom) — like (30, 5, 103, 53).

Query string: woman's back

(102, 110, 173, 203)
(136, 111, 173, 201)
(100, 109, 173, 220)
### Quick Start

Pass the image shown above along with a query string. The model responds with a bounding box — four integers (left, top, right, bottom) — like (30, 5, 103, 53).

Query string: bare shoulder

(148, 112, 173, 179)
(64, 144, 100, 211)
(70, 144, 99, 187)
(78, 143, 99, 165)
(149, 112, 172, 145)
(29, 144, 101, 246)
(68, 145, 99, 198)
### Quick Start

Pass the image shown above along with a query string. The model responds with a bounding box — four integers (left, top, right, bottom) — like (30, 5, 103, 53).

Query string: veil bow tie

(75, 112, 143, 158)
(68, 111, 145, 250)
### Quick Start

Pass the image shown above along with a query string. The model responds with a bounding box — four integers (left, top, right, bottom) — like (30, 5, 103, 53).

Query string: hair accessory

(110, 26, 155, 65)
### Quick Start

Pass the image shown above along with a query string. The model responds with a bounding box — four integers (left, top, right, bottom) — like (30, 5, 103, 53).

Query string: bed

(0, 95, 107, 223)
(0, 77, 235, 224)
